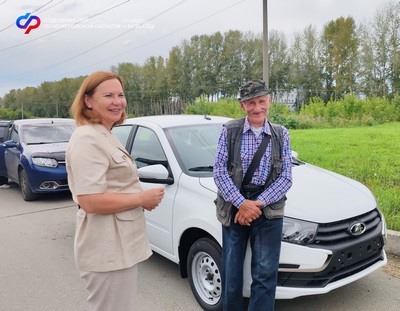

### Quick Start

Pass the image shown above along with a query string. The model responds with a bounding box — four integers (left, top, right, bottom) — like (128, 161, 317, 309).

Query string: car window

(131, 127, 168, 169)
(0, 125, 10, 143)
(112, 125, 133, 148)
(166, 124, 221, 173)
(9, 127, 20, 143)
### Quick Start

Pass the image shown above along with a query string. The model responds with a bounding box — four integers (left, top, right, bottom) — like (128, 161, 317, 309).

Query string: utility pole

(263, 0, 269, 88)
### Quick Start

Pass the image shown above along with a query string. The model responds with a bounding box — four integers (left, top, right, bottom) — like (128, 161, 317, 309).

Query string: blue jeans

(222, 211, 283, 311)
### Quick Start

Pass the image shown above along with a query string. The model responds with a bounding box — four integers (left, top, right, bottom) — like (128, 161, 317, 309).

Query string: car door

(114, 125, 176, 256)
(4, 125, 22, 182)
(0, 123, 12, 178)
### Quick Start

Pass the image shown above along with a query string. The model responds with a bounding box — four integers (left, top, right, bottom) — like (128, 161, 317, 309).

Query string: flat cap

(238, 79, 270, 101)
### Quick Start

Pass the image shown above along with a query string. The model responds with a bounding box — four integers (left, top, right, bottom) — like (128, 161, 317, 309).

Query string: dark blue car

(0, 118, 75, 201)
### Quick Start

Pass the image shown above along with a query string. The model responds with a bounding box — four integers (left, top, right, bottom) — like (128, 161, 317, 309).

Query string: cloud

(0, 0, 390, 97)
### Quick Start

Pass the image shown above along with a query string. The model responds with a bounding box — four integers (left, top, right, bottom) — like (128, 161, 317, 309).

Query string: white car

(112, 115, 387, 311)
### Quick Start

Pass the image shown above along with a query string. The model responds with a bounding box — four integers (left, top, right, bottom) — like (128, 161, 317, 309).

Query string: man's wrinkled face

(240, 94, 271, 127)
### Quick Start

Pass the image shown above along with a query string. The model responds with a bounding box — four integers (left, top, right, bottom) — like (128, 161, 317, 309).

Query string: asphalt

(386, 230, 400, 256)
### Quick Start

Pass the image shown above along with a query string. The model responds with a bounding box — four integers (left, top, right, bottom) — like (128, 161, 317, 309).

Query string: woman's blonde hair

(70, 71, 126, 126)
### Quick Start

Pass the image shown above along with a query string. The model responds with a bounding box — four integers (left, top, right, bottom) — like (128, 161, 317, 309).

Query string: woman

(66, 71, 164, 310)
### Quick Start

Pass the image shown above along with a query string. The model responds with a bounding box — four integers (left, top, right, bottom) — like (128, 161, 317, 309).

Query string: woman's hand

(142, 187, 165, 211)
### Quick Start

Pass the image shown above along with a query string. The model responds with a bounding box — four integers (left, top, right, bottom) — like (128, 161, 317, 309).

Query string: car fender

(173, 175, 222, 247)
(174, 217, 222, 252)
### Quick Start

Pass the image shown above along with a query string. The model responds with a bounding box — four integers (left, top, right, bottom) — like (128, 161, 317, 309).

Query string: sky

(0, 0, 392, 98)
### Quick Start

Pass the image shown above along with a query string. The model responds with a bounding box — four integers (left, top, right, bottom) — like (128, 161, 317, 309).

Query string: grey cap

(238, 79, 270, 101)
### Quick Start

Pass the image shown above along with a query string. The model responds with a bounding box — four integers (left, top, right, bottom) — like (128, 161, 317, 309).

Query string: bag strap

(242, 133, 271, 186)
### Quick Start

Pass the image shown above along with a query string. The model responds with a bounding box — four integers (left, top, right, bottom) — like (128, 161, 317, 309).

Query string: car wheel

(187, 237, 222, 311)
(0, 176, 8, 186)
(19, 169, 37, 201)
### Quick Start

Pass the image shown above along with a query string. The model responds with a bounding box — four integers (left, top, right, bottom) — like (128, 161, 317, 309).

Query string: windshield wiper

(27, 142, 51, 145)
(292, 157, 305, 166)
(188, 165, 214, 172)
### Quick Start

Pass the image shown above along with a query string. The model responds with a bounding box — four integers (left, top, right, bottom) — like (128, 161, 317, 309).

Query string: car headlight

(32, 157, 58, 168)
(282, 217, 318, 245)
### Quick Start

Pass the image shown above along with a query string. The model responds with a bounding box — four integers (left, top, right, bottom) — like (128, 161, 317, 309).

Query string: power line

(4, 0, 187, 83)
(48, 0, 188, 67)
(52, 0, 245, 79)
(3, 0, 244, 88)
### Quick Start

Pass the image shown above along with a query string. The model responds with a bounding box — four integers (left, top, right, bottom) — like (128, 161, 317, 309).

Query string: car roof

(123, 115, 232, 129)
(13, 118, 75, 126)
(0, 120, 13, 125)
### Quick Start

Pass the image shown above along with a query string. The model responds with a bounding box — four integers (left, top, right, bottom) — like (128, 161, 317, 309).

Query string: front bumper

(276, 249, 387, 299)
(26, 164, 69, 193)
(242, 208, 387, 299)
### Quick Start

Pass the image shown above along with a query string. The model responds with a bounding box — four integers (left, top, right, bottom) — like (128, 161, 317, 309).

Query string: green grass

(290, 122, 400, 231)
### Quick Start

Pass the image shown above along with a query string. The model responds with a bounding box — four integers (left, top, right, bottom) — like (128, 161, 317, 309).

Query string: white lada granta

(113, 114, 387, 311)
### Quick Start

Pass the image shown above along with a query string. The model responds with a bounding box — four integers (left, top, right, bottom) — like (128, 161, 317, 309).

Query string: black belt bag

(241, 184, 264, 200)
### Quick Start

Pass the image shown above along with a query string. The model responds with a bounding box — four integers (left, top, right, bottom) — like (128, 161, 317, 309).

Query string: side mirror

(138, 164, 174, 185)
(291, 150, 298, 159)
(3, 140, 17, 148)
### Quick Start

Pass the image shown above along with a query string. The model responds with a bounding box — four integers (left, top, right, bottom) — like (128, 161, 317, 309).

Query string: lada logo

(349, 222, 367, 236)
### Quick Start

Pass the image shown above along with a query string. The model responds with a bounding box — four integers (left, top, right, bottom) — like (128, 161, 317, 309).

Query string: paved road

(1, 183, 400, 311)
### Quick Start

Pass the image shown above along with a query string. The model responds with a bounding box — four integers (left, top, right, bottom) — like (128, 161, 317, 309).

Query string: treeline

(0, 1, 399, 118)
(186, 94, 400, 129)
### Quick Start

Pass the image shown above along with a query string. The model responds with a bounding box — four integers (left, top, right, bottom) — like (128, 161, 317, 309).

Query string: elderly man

(213, 79, 293, 310)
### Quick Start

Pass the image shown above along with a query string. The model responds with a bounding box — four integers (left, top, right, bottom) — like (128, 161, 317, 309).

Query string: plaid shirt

(213, 117, 293, 208)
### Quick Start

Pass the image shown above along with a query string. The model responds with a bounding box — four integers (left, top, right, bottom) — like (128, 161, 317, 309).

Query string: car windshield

(165, 123, 223, 175)
(23, 123, 75, 145)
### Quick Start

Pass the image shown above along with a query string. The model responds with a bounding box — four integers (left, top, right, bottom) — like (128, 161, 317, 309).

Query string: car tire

(0, 176, 8, 186)
(187, 237, 222, 311)
(19, 168, 37, 201)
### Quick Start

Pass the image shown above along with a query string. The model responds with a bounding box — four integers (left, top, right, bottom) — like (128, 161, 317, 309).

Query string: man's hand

(234, 200, 263, 226)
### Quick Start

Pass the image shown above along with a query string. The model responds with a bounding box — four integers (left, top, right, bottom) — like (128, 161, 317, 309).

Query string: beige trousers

(79, 264, 138, 311)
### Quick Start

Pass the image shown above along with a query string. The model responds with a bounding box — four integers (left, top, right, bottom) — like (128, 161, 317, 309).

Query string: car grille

(313, 209, 381, 246)
(278, 208, 385, 288)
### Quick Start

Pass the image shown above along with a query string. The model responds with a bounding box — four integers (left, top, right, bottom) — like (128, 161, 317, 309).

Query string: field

(290, 122, 400, 231)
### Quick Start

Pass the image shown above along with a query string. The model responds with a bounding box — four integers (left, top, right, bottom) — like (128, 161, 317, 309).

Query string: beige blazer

(66, 123, 152, 272)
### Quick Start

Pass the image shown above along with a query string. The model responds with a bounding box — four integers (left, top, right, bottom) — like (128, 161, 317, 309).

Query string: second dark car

(0, 118, 75, 201)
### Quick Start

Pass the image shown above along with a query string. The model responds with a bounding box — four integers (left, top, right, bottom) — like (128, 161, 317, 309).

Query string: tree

(218, 30, 245, 97)
(289, 25, 323, 108)
(359, 1, 400, 97)
(321, 17, 359, 101)
(143, 56, 169, 115)
(268, 30, 290, 101)
(166, 46, 184, 98)
(241, 32, 263, 85)
(112, 62, 144, 116)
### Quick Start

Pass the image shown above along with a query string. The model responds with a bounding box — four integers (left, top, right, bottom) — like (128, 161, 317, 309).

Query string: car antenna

(188, 96, 211, 120)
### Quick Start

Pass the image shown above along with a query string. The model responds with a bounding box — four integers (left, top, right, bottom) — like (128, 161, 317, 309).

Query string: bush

(185, 97, 245, 118)
(300, 97, 326, 118)
(0, 108, 33, 120)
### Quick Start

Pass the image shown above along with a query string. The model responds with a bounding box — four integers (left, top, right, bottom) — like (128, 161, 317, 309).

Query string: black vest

(215, 118, 286, 227)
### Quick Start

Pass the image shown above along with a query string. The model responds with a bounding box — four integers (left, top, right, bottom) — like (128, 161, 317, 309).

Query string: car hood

(25, 143, 68, 160)
(199, 163, 376, 224)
